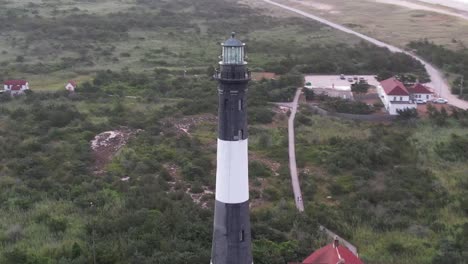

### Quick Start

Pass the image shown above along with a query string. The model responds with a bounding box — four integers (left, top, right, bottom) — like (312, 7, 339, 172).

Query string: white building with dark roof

(378, 77, 417, 115)
(4, 80, 30, 96)
(408, 83, 434, 102)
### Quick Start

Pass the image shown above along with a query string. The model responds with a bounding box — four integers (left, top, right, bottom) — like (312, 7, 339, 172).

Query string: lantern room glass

(223, 46, 244, 65)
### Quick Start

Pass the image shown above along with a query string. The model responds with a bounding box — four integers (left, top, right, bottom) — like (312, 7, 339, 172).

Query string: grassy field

(0, 0, 466, 263)
(244, 0, 468, 49)
(0, 0, 356, 91)
(293, 110, 468, 264)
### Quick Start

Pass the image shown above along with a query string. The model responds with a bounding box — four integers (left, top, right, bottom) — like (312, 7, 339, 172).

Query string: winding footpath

(288, 88, 305, 212)
(261, 0, 468, 110)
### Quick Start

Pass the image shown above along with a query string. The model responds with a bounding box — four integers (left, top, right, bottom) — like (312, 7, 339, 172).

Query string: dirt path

(288, 88, 305, 212)
(260, 0, 468, 110)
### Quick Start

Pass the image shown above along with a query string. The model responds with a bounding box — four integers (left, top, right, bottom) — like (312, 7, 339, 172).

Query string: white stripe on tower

(215, 139, 249, 204)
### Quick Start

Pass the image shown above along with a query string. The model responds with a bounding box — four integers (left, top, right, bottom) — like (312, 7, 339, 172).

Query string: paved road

(288, 88, 305, 212)
(261, 0, 468, 110)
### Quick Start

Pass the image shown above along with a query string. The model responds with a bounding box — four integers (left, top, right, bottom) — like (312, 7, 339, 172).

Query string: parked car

(340, 74, 345, 80)
(432, 98, 448, 104)
(347, 78, 353, 82)
(415, 99, 426, 104)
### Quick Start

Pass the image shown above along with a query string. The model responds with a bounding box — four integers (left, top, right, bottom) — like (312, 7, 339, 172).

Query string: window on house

(400, 97, 402, 101)
(427, 95, 429, 99)
(393, 97, 396, 101)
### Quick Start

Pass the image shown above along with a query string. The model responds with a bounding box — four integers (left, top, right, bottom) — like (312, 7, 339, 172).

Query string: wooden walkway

(288, 88, 305, 212)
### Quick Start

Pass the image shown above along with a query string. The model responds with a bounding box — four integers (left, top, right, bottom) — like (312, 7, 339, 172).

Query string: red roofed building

(378, 77, 416, 115)
(66, 80, 77, 92)
(298, 238, 364, 264)
(408, 83, 434, 102)
(4, 80, 30, 95)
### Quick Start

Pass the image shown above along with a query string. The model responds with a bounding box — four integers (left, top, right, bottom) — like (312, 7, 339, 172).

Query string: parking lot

(305, 75, 381, 91)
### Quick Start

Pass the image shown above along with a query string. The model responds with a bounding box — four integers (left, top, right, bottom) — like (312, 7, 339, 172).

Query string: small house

(407, 83, 434, 101)
(378, 77, 417, 115)
(4, 80, 30, 95)
(65, 80, 77, 92)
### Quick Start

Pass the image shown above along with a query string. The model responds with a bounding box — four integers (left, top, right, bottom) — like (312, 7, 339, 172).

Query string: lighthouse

(211, 33, 253, 264)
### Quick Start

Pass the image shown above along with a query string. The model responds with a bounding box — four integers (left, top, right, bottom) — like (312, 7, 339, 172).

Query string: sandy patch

(163, 114, 217, 137)
(299, 1, 334, 11)
(418, 0, 468, 12)
(91, 127, 141, 174)
(376, 0, 468, 20)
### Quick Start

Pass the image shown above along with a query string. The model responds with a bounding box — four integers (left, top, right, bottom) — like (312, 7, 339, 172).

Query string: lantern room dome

(223, 32, 243, 47)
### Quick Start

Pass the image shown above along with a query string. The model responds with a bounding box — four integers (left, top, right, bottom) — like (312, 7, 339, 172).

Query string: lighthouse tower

(211, 33, 253, 264)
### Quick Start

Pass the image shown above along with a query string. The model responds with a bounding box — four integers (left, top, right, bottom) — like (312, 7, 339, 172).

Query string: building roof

(380, 77, 409, 96)
(5, 80, 28, 86)
(4, 80, 28, 90)
(303, 239, 364, 264)
(68, 80, 77, 87)
(408, 83, 432, 94)
(223, 32, 243, 47)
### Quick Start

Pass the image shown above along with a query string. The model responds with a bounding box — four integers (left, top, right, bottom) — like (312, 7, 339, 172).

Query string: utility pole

(90, 202, 96, 264)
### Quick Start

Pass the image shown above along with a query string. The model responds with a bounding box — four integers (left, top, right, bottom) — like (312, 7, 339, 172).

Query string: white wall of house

(377, 85, 417, 115)
(388, 95, 410, 102)
(65, 83, 75, 91)
(389, 103, 417, 115)
(4, 84, 29, 91)
(412, 93, 433, 101)
(377, 85, 390, 111)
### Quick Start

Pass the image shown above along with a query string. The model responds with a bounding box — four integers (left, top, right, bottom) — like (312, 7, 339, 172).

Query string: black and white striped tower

(211, 33, 252, 264)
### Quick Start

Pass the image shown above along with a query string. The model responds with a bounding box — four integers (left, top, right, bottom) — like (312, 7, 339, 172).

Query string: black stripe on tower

(218, 91, 247, 141)
(217, 64, 249, 142)
(211, 201, 253, 264)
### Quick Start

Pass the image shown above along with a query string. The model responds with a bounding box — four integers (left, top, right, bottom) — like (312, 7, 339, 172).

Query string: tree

(16, 55, 24, 62)
(396, 108, 419, 120)
(304, 89, 315, 101)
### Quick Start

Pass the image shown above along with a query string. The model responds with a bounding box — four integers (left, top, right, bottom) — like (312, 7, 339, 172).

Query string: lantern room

(221, 32, 246, 65)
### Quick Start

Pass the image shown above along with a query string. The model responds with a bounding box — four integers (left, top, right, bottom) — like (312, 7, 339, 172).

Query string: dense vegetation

(315, 94, 377, 115)
(0, 0, 427, 89)
(0, 0, 466, 264)
(408, 40, 468, 99)
(294, 107, 468, 264)
(0, 71, 328, 264)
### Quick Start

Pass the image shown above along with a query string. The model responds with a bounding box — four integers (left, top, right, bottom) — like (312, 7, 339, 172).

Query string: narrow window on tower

(239, 129, 244, 139)
(238, 99, 243, 111)
(224, 99, 228, 109)
(240, 229, 245, 242)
